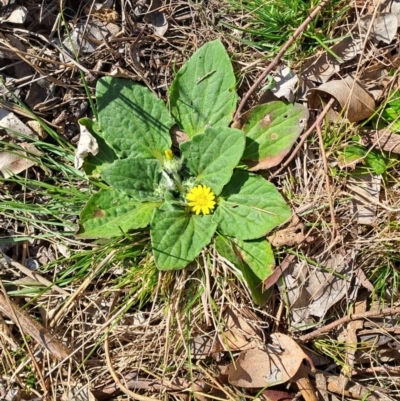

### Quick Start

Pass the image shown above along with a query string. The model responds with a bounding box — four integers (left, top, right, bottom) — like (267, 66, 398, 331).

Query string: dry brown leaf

(261, 389, 296, 401)
(0, 142, 41, 178)
(278, 253, 353, 327)
(267, 215, 306, 248)
(74, 122, 99, 169)
(171, 126, 190, 147)
(307, 253, 352, 318)
(308, 76, 375, 122)
(189, 335, 221, 359)
(301, 35, 361, 84)
(359, 14, 398, 45)
(143, 0, 168, 37)
(361, 129, 400, 153)
(226, 333, 312, 388)
(221, 306, 262, 351)
(0, 108, 38, 139)
(348, 172, 381, 225)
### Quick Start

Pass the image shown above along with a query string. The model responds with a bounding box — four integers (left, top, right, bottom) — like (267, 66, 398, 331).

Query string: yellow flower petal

(186, 184, 216, 215)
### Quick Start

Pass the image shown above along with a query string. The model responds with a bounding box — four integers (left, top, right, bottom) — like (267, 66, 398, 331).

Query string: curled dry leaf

(308, 76, 375, 122)
(75, 122, 99, 169)
(143, 0, 168, 37)
(226, 333, 313, 388)
(220, 306, 263, 351)
(270, 66, 299, 102)
(301, 35, 361, 84)
(359, 14, 398, 45)
(267, 215, 306, 248)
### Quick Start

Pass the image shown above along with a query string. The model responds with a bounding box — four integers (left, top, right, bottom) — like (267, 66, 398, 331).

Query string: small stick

(234, 0, 333, 120)
(299, 306, 400, 343)
(270, 98, 335, 179)
(316, 124, 338, 243)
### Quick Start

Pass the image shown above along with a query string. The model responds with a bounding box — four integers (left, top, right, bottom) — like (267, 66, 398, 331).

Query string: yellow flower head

(164, 149, 174, 161)
(186, 185, 216, 215)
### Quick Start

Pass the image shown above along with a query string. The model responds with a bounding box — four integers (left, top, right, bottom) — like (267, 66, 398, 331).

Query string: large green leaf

(78, 118, 118, 178)
(77, 189, 161, 238)
(151, 205, 217, 270)
(215, 236, 272, 306)
(101, 158, 162, 201)
(96, 77, 174, 160)
(235, 238, 275, 281)
(170, 40, 237, 137)
(180, 127, 245, 194)
(241, 102, 309, 170)
(213, 171, 291, 240)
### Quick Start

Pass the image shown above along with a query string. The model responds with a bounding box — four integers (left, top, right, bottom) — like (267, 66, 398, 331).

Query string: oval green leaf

(213, 171, 291, 240)
(241, 102, 309, 170)
(96, 77, 174, 160)
(170, 40, 237, 137)
(215, 235, 272, 306)
(101, 158, 162, 201)
(78, 189, 161, 238)
(151, 206, 217, 270)
(180, 127, 245, 194)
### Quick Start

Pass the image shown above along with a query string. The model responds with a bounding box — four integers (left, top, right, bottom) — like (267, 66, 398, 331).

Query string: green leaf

(338, 144, 388, 175)
(77, 189, 161, 238)
(215, 236, 272, 306)
(151, 206, 217, 270)
(96, 77, 174, 160)
(170, 40, 237, 137)
(101, 158, 162, 201)
(235, 238, 275, 281)
(78, 118, 118, 177)
(241, 102, 309, 170)
(180, 127, 245, 194)
(213, 171, 291, 240)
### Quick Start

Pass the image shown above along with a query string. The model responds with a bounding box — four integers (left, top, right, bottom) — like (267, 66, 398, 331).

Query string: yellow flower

(164, 149, 174, 161)
(186, 185, 216, 215)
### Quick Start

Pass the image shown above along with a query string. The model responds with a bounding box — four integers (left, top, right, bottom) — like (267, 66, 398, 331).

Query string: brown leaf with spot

(226, 333, 313, 388)
(267, 215, 306, 248)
